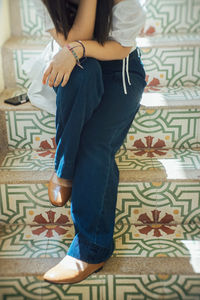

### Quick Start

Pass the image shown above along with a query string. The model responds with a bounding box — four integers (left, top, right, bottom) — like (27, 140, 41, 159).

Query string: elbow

(120, 46, 133, 59)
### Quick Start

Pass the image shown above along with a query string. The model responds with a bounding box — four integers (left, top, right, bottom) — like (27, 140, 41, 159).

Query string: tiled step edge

(0, 169, 200, 184)
(2, 86, 200, 110)
(137, 33, 200, 48)
(0, 257, 199, 277)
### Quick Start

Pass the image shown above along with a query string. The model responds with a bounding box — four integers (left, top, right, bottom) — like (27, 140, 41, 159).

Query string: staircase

(0, 0, 200, 298)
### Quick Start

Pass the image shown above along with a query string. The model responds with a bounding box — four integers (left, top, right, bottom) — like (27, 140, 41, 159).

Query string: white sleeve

(33, 0, 55, 31)
(109, 0, 146, 47)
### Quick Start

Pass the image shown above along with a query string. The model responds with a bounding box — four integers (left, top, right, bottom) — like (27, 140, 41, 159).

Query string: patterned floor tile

(0, 183, 72, 224)
(0, 274, 199, 300)
(0, 225, 48, 258)
(0, 224, 73, 259)
(157, 224, 200, 258)
(6, 108, 200, 150)
(0, 223, 200, 259)
(117, 182, 200, 225)
(141, 86, 200, 107)
(18, 0, 200, 37)
(0, 149, 55, 171)
(1, 181, 200, 226)
(150, 148, 200, 170)
(2, 145, 200, 172)
(126, 108, 200, 149)
(144, 0, 200, 35)
(0, 275, 164, 300)
(6, 110, 55, 149)
(12, 44, 200, 89)
(0, 148, 154, 171)
(161, 275, 200, 300)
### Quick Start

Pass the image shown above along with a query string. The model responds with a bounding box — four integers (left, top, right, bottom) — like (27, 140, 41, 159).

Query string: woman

(36, 0, 146, 284)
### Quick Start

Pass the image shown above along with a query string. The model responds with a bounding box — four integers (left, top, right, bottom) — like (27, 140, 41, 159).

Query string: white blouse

(34, 0, 146, 48)
(33, 0, 146, 95)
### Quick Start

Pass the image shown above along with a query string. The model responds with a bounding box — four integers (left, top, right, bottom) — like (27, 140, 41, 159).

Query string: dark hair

(42, 0, 113, 44)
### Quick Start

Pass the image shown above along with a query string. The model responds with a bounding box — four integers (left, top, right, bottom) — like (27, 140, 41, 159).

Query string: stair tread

(1, 86, 200, 112)
(137, 32, 200, 48)
(0, 148, 200, 183)
(0, 257, 199, 277)
(0, 223, 199, 258)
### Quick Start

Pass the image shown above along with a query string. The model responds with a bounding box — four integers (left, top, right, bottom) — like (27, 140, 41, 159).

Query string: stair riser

(0, 275, 200, 299)
(1, 182, 199, 226)
(5, 109, 200, 150)
(144, 0, 200, 35)
(10, 0, 200, 37)
(3, 46, 200, 89)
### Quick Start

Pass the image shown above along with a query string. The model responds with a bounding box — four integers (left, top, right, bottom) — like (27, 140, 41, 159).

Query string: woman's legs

(45, 51, 146, 283)
(53, 57, 104, 180)
(67, 52, 146, 263)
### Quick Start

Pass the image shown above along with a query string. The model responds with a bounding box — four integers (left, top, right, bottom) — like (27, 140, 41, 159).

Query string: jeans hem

(67, 233, 114, 264)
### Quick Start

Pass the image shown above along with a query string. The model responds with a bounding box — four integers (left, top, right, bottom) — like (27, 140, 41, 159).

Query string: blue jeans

(53, 49, 146, 263)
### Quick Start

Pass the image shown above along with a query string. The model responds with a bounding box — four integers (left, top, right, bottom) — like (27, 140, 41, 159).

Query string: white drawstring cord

(122, 58, 127, 95)
(126, 55, 131, 86)
(122, 54, 131, 95)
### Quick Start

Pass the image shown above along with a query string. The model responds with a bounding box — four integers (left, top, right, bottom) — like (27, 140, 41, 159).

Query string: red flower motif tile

(133, 136, 168, 157)
(37, 137, 56, 158)
(136, 210, 176, 237)
(31, 210, 72, 238)
(145, 75, 161, 92)
(141, 26, 156, 36)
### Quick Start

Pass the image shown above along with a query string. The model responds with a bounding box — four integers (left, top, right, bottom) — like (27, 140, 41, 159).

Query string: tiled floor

(0, 274, 200, 299)
(0, 223, 200, 259)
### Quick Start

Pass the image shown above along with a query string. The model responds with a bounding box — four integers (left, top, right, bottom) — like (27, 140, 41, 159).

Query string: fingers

(54, 73, 65, 87)
(43, 62, 70, 88)
(42, 64, 52, 85)
(61, 73, 70, 87)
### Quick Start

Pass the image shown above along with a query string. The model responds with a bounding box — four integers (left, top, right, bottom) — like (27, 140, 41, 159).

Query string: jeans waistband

(98, 47, 140, 73)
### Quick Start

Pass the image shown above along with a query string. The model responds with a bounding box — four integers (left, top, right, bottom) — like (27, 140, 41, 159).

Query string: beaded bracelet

(75, 40, 86, 59)
(65, 44, 84, 69)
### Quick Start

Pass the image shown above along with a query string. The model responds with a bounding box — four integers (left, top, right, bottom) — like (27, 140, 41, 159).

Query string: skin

(42, 0, 132, 88)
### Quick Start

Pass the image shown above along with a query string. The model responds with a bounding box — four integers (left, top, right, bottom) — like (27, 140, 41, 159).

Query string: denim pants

(53, 48, 146, 264)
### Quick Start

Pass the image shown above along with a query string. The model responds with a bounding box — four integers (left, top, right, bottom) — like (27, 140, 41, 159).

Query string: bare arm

(43, 39, 132, 88)
(47, 0, 97, 47)
(70, 40, 132, 60)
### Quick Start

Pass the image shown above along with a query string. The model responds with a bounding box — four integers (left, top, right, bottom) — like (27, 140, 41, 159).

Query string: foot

(48, 173, 72, 207)
(43, 255, 105, 284)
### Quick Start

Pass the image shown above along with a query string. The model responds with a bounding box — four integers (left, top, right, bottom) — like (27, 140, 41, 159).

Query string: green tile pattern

(6, 109, 200, 150)
(0, 150, 54, 171)
(126, 108, 200, 149)
(13, 46, 200, 89)
(6, 111, 55, 149)
(20, 0, 45, 37)
(2, 275, 200, 300)
(18, 0, 200, 37)
(1, 182, 200, 226)
(145, 0, 200, 35)
(0, 223, 199, 259)
(141, 46, 200, 87)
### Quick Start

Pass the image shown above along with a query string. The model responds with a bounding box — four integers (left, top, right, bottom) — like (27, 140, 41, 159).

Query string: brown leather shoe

(48, 173, 72, 207)
(43, 255, 105, 284)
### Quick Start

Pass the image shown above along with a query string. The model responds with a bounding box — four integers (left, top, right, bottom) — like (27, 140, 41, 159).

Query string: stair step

(1, 87, 200, 150)
(144, 0, 200, 36)
(0, 223, 199, 263)
(2, 85, 200, 110)
(0, 274, 199, 299)
(10, 0, 200, 38)
(1, 148, 200, 173)
(2, 34, 200, 89)
(0, 149, 200, 226)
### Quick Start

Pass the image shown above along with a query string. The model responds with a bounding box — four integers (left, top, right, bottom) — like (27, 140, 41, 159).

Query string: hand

(42, 47, 76, 88)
